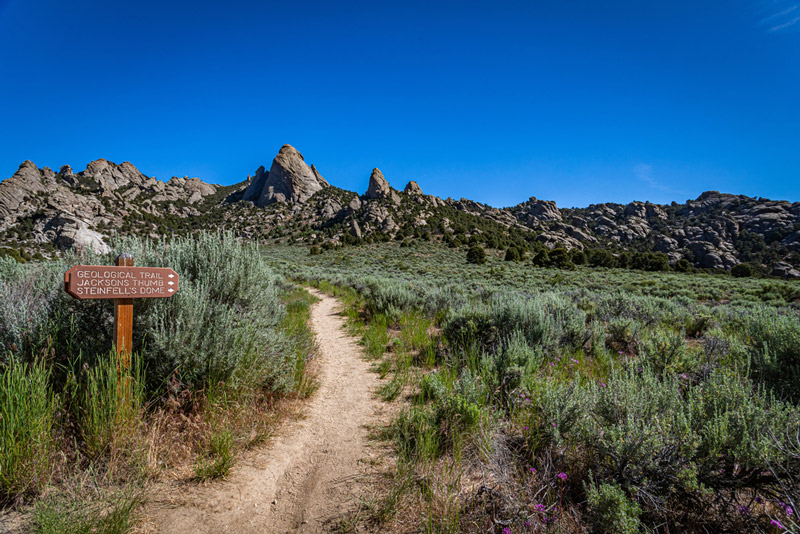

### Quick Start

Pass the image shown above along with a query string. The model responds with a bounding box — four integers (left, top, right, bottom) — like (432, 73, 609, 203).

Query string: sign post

(64, 253, 180, 407)
(114, 253, 134, 369)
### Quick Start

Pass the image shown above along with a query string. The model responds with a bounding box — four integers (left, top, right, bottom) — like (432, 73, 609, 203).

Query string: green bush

(443, 292, 586, 355)
(549, 247, 575, 270)
(733, 307, 800, 400)
(0, 233, 297, 392)
(504, 248, 520, 262)
(731, 263, 754, 278)
(466, 245, 487, 265)
(585, 480, 642, 534)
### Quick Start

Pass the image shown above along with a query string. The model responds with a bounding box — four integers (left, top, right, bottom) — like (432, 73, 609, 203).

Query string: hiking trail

(146, 289, 387, 533)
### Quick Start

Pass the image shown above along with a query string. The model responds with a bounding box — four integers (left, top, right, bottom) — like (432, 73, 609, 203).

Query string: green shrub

(0, 233, 296, 393)
(532, 249, 550, 267)
(466, 245, 486, 265)
(639, 328, 692, 376)
(585, 480, 642, 534)
(731, 263, 754, 278)
(733, 307, 800, 400)
(443, 292, 586, 355)
(504, 248, 520, 262)
(0, 359, 55, 501)
(549, 247, 575, 270)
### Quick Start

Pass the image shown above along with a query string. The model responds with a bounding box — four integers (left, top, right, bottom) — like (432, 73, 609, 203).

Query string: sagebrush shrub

(585, 480, 642, 534)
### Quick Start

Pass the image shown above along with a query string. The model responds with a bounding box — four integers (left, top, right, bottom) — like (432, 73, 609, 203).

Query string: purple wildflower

(553, 422, 558, 428)
(600, 382, 607, 387)
(530, 467, 536, 474)
(503, 528, 512, 534)
(738, 505, 750, 516)
(534, 503, 546, 512)
(618, 350, 623, 354)
(524, 426, 529, 430)
(786, 506, 793, 516)
(770, 519, 784, 529)
(524, 520, 531, 527)
(557, 472, 567, 481)
(571, 358, 579, 364)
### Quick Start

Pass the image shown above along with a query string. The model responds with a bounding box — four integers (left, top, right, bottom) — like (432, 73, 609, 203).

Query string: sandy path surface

(147, 289, 386, 533)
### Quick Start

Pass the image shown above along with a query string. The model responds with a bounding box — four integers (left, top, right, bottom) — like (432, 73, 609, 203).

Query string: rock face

(772, 262, 800, 279)
(248, 145, 329, 206)
(512, 197, 562, 224)
(365, 168, 401, 204)
(0, 159, 220, 255)
(404, 181, 423, 195)
(241, 166, 268, 202)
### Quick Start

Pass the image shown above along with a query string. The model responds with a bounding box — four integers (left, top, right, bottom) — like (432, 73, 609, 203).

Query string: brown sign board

(64, 266, 180, 300)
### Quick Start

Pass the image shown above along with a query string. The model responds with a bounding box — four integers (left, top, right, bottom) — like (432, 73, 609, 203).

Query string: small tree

(675, 258, 691, 272)
(731, 263, 754, 278)
(532, 249, 550, 267)
(549, 247, 575, 270)
(504, 247, 520, 262)
(467, 245, 487, 265)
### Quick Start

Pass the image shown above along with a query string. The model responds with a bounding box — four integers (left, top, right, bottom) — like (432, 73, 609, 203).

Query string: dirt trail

(147, 289, 386, 533)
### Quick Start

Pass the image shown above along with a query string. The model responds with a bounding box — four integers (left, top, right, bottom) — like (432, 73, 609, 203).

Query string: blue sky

(0, 0, 798, 208)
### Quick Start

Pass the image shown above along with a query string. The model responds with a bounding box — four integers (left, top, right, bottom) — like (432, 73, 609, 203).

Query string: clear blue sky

(1, 0, 798, 208)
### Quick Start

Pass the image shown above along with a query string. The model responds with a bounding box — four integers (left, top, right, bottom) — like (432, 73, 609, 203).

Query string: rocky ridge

(1, 145, 798, 276)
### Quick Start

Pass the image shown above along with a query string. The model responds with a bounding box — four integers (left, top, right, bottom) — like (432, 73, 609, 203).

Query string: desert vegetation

(0, 232, 317, 531)
(267, 241, 800, 533)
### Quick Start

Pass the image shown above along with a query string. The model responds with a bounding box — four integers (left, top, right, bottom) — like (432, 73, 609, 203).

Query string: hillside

(1, 144, 798, 277)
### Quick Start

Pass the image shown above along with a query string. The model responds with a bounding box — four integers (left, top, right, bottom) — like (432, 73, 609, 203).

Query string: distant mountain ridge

(1, 144, 798, 277)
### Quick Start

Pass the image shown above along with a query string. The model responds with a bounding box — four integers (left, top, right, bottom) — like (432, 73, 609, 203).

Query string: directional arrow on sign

(168, 274, 175, 278)
(168, 281, 175, 285)
(168, 288, 174, 292)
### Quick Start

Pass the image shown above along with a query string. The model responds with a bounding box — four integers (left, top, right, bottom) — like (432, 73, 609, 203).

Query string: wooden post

(114, 253, 134, 374)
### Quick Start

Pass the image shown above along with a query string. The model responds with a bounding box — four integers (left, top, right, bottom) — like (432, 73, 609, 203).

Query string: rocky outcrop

(250, 145, 329, 206)
(365, 168, 401, 204)
(241, 166, 268, 202)
(772, 262, 800, 279)
(404, 181, 423, 195)
(53, 217, 111, 254)
(0, 158, 221, 255)
(512, 197, 562, 224)
(2, 146, 799, 276)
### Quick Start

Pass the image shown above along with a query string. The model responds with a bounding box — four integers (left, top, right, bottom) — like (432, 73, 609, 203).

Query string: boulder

(772, 262, 800, 279)
(348, 196, 362, 211)
(350, 220, 362, 239)
(53, 217, 110, 254)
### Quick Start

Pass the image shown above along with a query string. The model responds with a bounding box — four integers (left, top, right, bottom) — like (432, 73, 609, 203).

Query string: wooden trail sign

(64, 265, 179, 300)
(64, 253, 180, 362)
